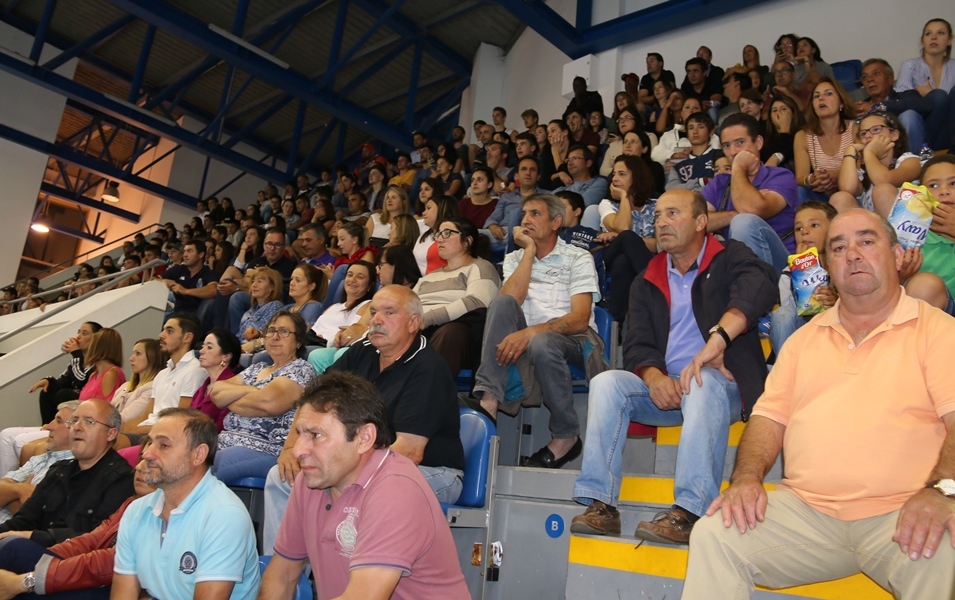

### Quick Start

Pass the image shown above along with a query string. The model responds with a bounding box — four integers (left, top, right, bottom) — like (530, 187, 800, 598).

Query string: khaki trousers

(683, 489, 955, 599)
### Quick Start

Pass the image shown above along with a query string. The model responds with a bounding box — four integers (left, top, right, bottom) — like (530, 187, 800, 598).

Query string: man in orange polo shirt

(683, 209, 955, 599)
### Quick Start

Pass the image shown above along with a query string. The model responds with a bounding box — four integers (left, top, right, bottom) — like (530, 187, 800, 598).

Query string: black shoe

(521, 437, 582, 469)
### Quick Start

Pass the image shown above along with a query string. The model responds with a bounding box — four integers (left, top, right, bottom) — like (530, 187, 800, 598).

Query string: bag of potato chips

(789, 247, 829, 316)
(887, 183, 937, 249)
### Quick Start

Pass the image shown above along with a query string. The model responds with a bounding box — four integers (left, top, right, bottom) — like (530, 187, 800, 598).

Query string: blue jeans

(473, 295, 585, 438)
(796, 185, 829, 205)
(262, 462, 464, 555)
(727, 213, 790, 275)
(213, 445, 278, 482)
(572, 368, 741, 517)
(228, 292, 252, 334)
(769, 298, 806, 356)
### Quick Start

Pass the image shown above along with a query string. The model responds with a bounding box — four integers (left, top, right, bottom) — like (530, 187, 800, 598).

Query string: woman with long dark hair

(413, 217, 500, 374)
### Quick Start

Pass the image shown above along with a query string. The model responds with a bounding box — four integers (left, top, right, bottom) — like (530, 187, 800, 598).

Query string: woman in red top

(191, 328, 242, 431)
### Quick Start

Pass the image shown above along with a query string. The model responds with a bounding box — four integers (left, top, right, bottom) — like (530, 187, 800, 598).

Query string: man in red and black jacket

(570, 189, 776, 545)
(0, 460, 153, 598)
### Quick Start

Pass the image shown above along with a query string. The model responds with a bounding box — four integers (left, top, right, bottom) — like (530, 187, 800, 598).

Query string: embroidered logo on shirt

(179, 551, 197, 574)
(336, 508, 359, 557)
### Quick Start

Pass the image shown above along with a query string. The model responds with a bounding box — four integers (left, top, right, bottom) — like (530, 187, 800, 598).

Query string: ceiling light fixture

(102, 181, 120, 203)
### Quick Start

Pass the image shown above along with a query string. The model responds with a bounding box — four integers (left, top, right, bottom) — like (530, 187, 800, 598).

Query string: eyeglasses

(858, 124, 894, 138)
(616, 116, 635, 123)
(264, 327, 294, 338)
(68, 417, 113, 429)
(263, 241, 284, 248)
(435, 228, 462, 239)
(772, 68, 793, 75)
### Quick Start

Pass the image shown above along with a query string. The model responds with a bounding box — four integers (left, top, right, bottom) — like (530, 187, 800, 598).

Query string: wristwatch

(708, 324, 731, 347)
(927, 478, 955, 498)
(22, 572, 35, 593)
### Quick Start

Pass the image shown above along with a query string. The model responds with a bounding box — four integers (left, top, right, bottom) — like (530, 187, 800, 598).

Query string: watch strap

(710, 324, 731, 347)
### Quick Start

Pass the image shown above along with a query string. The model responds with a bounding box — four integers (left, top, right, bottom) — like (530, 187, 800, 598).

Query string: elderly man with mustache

(260, 285, 464, 554)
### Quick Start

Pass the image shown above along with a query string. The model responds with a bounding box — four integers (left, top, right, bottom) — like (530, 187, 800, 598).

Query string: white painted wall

(0, 22, 76, 285)
(460, 0, 952, 134)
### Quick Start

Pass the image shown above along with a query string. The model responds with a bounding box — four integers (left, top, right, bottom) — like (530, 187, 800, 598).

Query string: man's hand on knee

(893, 488, 955, 560)
(707, 477, 767, 534)
(643, 369, 683, 410)
(495, 329, 535, 366)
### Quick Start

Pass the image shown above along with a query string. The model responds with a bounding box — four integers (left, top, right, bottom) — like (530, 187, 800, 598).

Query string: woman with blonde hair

(236, 267, 284, 342)
(365, 184, 414, 246)
(110, 338, 163, 423)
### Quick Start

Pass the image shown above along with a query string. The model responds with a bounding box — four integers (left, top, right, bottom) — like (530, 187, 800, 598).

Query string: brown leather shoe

(634, 507, 695, 545)
(570, 501, 621, 536)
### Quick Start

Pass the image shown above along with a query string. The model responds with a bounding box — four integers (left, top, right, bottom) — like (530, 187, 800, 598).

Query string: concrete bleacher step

(652, 421, 784, 481)
(565, 534, 893, 599)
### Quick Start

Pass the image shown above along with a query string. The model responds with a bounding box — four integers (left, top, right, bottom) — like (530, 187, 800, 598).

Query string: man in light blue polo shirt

(112, 408, 260, 600)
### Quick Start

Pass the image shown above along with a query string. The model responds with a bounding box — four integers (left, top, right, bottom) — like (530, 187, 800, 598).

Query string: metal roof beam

(103, 0, 415, 152)
(492, 0, 774, 59)
(41, 15, 136, 71)
(0, 51, 291, 184)
(0, 121, 201, 208)
(39, 182, 141, 222)
(311, 0, 405, 92)
(350, 0, 471, 79)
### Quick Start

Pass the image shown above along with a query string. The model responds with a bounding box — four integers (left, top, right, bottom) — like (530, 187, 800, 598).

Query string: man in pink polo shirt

(258, 371, 468, 600)
(683, 209, 955, 599)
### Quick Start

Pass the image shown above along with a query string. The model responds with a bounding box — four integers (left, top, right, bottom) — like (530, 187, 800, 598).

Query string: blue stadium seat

(258, 555, 312, 600)
(570, 305, 613, 390)
(442, 407, 497, 514)
(442, 407, 500, 600)
(831, 59, 862, 91)
(228, 477, 266, 554)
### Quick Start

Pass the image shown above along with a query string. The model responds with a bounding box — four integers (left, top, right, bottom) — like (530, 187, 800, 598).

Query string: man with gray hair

(262, 285, 464, 553)
(0, 401, 78, 523)
(854, 57, 943, 153)
(472, 193, 607, 470)
(0, 400, 132, 548)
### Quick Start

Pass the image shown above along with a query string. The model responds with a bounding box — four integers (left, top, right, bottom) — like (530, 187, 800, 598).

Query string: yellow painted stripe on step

(618, 477, 775, 505)
(656, 421, 747, 446)
(568, 536, 891, 598)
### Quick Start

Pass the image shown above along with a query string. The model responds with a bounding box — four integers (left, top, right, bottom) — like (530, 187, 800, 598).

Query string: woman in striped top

(794, 78, 857, 203)
(413, 217, 501, 375)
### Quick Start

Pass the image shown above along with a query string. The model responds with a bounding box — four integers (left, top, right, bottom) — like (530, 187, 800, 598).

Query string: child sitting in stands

(769, 201, 838, 354)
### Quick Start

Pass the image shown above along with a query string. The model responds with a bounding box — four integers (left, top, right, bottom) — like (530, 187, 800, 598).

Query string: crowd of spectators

(0, 17, 953, 598)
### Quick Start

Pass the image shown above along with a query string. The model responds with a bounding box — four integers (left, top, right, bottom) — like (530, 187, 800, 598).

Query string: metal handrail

(0, 259, 167, 345)
(13, 222, 164, 288)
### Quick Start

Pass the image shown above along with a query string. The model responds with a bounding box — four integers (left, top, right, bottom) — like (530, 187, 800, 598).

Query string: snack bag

(788, 247, 829, 316)
(887, 183, 937, 249)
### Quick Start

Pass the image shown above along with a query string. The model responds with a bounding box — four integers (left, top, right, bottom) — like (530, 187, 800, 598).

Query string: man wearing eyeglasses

(555, 145, 608, 208)
(0, 400, 133, 549)
(855, 58, 942, 154)
(769, 60, 807, 112)
(216, 229, 297, 332)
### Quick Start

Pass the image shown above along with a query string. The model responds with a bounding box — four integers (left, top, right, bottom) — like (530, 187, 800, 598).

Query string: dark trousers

(38, 384, 79, 425)
(604, 231, 654, 323)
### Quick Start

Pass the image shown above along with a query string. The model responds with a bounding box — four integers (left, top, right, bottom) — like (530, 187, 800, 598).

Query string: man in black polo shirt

(261, 286, 464, 554)
(214, 228, 298, 332)
(161, 240, 218, 318)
